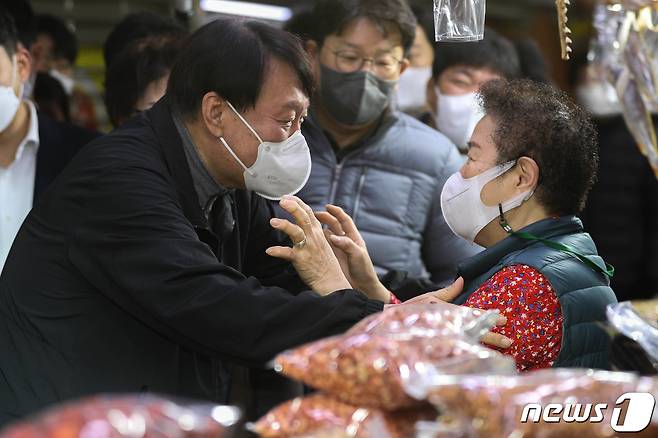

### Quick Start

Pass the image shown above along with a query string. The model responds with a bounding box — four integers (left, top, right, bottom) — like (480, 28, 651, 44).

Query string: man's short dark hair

(309, 0, 417, 54)
(284, 9, 317, 42)
(105, 37, 182, 127)
(37, 14, 78, 65)
(0, 6, 19, 57)
(480, 79, 599, 215)
(433, 28, 520, 80)
(103, 12, 185, 68)
(410, 4, 435, 48)
(0, 0, 35, 49)
(167, 19, 314, 118)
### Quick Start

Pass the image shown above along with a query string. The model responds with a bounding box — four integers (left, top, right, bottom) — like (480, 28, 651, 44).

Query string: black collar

(145, 96, 207, 230)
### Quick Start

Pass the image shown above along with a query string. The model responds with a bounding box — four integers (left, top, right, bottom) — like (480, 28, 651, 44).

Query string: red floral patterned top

(464, 264, 563, 372)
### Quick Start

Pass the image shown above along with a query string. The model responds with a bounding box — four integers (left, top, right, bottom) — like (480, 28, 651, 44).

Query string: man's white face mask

(219, 101, 312, 201)
(396, 66, 432, 112)
(435, 89, 485, 152)
(0, 57, 22, 132)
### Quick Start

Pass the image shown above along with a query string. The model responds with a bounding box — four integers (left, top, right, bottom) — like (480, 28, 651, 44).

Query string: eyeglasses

(330, 49, 403, 77)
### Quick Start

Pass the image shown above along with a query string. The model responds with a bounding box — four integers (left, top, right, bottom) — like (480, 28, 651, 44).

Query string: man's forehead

(330, 17, 404, 51)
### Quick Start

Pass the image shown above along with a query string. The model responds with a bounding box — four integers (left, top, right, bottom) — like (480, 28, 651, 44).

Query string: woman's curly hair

(479, 79, 599, 215)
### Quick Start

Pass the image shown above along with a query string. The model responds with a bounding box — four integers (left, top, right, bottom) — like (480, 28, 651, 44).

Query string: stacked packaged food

(252, 303, 516, 437)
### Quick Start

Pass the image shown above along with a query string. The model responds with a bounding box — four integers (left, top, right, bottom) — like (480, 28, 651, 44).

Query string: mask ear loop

(224, 100, 263, 144)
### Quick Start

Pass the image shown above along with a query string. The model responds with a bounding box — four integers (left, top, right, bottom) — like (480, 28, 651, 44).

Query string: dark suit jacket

(34, 112, 99, 201)
(0, 98, 383, 426)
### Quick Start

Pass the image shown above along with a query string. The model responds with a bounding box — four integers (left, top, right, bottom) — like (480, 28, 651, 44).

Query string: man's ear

(398, 57, 411, 76)
(200, 92, 227, 138)
(304, 40, 319, 58)
(515, 156, 540, 192)
(15, 45, 32, 84)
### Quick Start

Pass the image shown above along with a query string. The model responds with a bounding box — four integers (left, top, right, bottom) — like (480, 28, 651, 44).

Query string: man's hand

(266, 196, 351, 295)
(315, 205, 389, 302)
(400, 277, 513, 350)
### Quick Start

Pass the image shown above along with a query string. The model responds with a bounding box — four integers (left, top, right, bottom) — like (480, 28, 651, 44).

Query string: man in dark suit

(0, 5, 98, 271)
(0, 17, 454, 427)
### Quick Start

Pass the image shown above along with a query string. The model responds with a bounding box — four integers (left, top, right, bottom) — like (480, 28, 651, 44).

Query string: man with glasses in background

(288, 0, 479, 296)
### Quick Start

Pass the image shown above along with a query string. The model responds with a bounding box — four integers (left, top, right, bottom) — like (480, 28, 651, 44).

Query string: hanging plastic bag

(433, 0, 486, 42)
(273, 304, 515, 410)
(0, 394, 241, 438)
(251, 393, 438, 438)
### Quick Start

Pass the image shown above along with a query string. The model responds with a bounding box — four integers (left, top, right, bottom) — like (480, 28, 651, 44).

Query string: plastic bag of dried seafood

(273, 304, 516, 410)
(0, 394, 241, 438)
(251, 393, 438, 438)
(405, 368, 658, 437)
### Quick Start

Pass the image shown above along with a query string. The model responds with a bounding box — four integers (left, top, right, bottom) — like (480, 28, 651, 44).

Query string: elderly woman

(317, 79, 618, 371)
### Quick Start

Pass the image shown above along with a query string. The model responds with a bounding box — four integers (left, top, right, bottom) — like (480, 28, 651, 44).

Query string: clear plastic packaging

(251, 393, 437, 438)
(607, 300, 658, 363)
(273, 304, 515, 410)
(405, 369, 658, 438)
(433, 0, 486, 42)
(346, 303, 498, 339)
(0, 394, 241, 438)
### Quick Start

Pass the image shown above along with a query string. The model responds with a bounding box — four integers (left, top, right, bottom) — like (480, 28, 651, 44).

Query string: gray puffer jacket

(290, 111, 480, 286)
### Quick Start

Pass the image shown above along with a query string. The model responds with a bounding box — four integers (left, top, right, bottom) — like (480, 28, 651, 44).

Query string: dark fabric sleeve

(241, 196, 308, 295)
(380, 270, 438, 302)
(67, 164, 383, 367)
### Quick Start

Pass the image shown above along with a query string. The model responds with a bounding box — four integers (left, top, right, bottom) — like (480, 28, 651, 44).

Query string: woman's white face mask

(440, 161, 534, 242)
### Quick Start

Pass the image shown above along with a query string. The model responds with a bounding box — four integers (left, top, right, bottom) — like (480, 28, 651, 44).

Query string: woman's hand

(266, 196, 351, 295)
(315, 204, 390, 303)
(402, 277, 513, 350)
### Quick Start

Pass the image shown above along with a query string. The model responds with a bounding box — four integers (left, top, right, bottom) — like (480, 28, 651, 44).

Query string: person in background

(324, 79, 618, 371)
(103, 12, 185, 70)
(104, 37, 182, 127)
(0, 6, 98, 272)
(427, 28, 520, 153)
(32, 71, 70, 122)
(394, 4, 435, 117)
(290, 0, 478, 289)
(283, 8, 316, 42)
(514, 38, 553, 84)
(31, 13, 100, 131)
(575, 61, 658, 301)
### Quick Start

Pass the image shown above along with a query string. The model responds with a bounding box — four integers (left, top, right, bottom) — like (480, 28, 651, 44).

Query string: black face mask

(319, 64, 396, 126)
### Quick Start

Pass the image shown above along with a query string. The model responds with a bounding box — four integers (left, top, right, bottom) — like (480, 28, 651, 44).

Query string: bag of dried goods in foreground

(0, 394, 241, 438)
(251, 393, 438, 438)
(274, 304, 515, 410)
(407, 369, 658, 438)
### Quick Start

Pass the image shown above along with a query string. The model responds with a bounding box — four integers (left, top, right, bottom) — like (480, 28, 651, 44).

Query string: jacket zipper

(328, 150, 361, 206)
(352, 168, 368, 222)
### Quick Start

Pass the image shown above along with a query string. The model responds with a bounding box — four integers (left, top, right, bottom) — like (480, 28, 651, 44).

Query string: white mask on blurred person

(435, 89, 485, 152)
(396, 66, 432, 112)
(440, 161, 534, 242)
(0, 60, 22, 132)
(219, 101, 312, 201)
(49, 69, 75, 95)
(576, 80, 621, 117)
